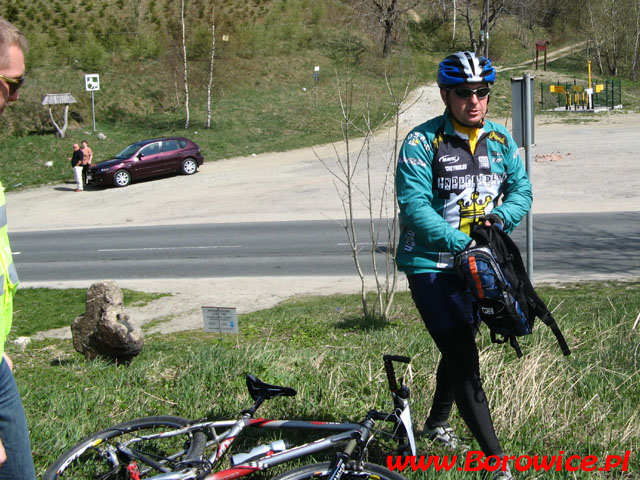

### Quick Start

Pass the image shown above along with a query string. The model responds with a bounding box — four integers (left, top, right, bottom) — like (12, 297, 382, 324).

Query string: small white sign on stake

(85, 74, 100, 91)
(202, 306, 239, 334)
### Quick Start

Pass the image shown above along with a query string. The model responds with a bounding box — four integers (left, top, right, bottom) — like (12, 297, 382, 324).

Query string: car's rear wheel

(181, 158, 198, 175)
(113, 169, 132, 187)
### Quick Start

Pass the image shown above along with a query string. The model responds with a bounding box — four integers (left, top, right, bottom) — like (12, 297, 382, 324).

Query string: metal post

(523, 74, 534, 278)
(91, 91, 96, 132)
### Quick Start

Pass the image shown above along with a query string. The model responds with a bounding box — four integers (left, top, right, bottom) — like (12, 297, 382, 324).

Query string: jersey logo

(439, 155, 460, 164)
(457, 191, 492, 235)
(487, 131, 506, 144)
(433, 132, 444, 151)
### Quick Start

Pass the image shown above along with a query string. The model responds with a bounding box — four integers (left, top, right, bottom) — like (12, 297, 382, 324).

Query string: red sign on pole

(535, 40, 549, 51)
(535, 41, 549, 70)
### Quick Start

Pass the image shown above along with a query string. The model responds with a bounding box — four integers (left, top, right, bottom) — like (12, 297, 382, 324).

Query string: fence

(539, 79, 622, 111)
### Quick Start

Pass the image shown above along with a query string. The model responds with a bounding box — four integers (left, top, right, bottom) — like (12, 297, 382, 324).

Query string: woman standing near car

(81, 140, 93, 185)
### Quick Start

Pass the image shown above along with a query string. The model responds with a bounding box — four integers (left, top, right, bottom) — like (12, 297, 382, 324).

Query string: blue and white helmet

(437, 51, 496, 87)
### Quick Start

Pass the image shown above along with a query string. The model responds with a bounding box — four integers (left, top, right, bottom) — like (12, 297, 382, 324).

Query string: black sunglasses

(0, 73, 25, 96)
(451, 86, 491, 99)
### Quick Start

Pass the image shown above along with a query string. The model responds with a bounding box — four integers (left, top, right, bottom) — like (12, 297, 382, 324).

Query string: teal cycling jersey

(395, 111, 532, 275)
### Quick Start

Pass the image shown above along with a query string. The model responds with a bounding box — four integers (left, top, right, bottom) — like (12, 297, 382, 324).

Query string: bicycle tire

(43, 415, 207, 480)
(272, 461, 408, 480)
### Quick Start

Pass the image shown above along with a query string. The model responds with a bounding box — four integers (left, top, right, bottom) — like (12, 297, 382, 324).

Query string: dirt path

(496, 42, 588, 72)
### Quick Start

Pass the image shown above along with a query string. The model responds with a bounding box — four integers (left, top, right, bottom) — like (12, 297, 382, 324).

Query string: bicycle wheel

(43, 415, 207, 479)
(272, 461, 408, 480)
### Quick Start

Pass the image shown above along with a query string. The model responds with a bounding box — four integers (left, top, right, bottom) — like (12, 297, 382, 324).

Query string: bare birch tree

(181, 0, 190, 129)
(206, 7, 216, 129)
(632, 0, 640, 80)
(452, 0, 457, 41)
(459, 0, 506, 55)
(586, 2, 604, 74)
(316, 73, 414, 322)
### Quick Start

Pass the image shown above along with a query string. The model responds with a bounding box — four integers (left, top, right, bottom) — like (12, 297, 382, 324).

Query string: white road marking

(98, 245, 241, 252)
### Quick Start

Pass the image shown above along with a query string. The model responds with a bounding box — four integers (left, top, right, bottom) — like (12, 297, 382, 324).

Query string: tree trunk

(48, 105, 69, 138)
(371, 0, 419, 57)
(479, 0, 489, 56)
(382, 17, 395, 57)
(587, 3, 605, 74)
(181, 0, 190, 129)
(464, 1, 477, 53)
(206, 9, 216, 129)
(631, 2, 640, 80)
(452, 0, 457, 41)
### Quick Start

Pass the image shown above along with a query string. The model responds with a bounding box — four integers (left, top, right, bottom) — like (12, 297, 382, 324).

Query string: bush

(72, 33, 109, 72)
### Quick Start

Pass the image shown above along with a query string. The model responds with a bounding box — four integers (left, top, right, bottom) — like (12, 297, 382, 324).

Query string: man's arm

(396, 129, 471, 255)
(491, 136, 533, 233)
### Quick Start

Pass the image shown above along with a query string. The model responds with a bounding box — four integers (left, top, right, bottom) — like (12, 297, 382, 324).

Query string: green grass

(6, 282, 639, 478)
(11, 288, 168, 336)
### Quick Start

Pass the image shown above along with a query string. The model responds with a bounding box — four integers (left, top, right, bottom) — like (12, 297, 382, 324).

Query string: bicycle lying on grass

(44, 355, 417, 480)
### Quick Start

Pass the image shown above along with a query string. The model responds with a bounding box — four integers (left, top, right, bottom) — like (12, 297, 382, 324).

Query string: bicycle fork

(383, 355, 416, 457)
(327, 418, 375, 480)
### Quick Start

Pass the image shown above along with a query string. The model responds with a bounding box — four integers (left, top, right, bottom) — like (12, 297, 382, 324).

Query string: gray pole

(524, 74, 534, 278)
(91, 90, 96, 132)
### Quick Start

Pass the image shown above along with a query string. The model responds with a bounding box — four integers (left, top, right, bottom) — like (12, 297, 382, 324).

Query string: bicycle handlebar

(382, 355, 410, 364)
(382, 354, 410, 395)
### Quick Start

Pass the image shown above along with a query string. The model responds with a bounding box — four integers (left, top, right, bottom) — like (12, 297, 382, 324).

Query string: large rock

(71, 281, 144, 362)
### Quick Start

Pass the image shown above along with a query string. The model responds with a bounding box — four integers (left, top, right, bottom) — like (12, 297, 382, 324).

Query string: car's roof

(135, 137, 190, 146)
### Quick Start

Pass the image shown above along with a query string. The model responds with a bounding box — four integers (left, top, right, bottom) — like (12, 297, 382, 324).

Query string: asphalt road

(11, 211, 640, 283)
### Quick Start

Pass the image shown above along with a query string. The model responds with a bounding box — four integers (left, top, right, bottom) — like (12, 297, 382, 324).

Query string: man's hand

(479, 214, 503, 229)
(0, 354, 14, 465)
(2, 353, 12, 372)
(0, 437, 6, 465)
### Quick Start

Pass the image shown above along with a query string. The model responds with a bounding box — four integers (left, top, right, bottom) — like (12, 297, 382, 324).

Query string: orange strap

(468, 256, 484, 299)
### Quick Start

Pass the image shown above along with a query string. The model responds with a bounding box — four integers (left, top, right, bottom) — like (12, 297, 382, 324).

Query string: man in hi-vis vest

(0, 16, 36, 480)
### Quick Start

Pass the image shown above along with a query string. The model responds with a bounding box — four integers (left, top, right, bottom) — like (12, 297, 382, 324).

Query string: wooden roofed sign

(42, 93, 77, 138)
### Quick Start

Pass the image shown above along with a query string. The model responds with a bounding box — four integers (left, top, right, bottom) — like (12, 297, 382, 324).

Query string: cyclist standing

(395, 51, 532, 479)
(0, 16, 36, 480)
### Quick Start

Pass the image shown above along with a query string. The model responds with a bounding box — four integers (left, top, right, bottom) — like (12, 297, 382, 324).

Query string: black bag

(454, 224, 571, 358)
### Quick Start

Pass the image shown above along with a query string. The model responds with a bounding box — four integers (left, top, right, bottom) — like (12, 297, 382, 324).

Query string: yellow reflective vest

(0, 181, 19, 356)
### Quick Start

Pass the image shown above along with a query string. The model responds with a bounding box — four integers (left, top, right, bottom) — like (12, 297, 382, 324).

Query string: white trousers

(73, 165, 84, 190)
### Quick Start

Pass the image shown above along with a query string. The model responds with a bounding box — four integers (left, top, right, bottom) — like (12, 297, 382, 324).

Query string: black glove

(479, 214, 504, 230)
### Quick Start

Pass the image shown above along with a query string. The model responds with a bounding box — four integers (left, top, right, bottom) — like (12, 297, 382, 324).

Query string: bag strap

(539, 311, 572, 356)
(496, 231, 571, 356)
(473, 225, 572, 357)
(490, 331, 524, 358)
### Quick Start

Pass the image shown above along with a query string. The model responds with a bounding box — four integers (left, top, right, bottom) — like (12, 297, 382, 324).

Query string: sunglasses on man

(0, 73, 25, 96)
(450, 86, 491, 99)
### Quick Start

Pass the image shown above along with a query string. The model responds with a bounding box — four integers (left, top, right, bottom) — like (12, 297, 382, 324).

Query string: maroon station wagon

(87, 137, 205, 187)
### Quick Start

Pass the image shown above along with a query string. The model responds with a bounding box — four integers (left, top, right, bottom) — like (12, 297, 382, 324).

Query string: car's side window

(177, 139, 187, 149)
(140, 142, 160, 157)
(161, 140, 179, 153)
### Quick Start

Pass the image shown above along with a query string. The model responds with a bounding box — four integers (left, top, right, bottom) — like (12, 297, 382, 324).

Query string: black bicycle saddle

(246, 374, 297, 401)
